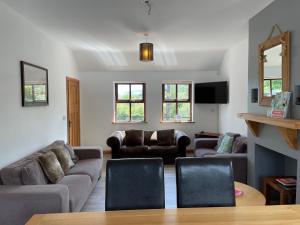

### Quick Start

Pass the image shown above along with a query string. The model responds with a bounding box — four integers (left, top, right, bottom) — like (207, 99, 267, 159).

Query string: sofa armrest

(194, 138, 218, 149)
(0, 184, 69, 225)
(175, 130, 191, 157)
(73, 146, 103, 160)
(203, 153, 247, 183)
(106, 131, 124, 158)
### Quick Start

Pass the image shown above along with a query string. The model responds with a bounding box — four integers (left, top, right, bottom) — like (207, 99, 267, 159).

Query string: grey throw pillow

(39, 152, 64, 183)
(65, 144, 79, 163)
(22, 160, 48, 185)
(52, 147, 75, 173)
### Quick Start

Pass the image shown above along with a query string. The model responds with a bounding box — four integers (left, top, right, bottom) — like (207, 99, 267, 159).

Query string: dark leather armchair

(176, 157, 236, 208)
(105, 158, 165, 211)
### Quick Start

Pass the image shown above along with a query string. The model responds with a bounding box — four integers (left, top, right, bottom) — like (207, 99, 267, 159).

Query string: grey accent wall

(248, 0, 300, 202)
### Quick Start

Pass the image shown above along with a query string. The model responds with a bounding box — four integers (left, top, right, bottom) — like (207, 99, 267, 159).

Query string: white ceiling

(1, 0, 273, 72)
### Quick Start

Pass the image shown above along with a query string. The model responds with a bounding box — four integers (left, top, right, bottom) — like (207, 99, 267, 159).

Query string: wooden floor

(81, 154, 178, 211)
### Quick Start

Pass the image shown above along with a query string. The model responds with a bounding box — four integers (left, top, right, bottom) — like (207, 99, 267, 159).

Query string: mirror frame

(20, 61, 49, 107)
(258, 32, 290, 106)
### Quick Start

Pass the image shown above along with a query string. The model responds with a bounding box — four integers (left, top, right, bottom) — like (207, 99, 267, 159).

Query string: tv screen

(195, 81, 228, 104)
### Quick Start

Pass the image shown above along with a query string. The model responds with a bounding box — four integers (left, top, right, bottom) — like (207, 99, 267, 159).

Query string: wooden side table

(263, 176, 296, 205)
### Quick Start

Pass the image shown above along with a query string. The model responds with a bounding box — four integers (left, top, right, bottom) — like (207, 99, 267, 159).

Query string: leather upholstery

(105, 158, 165, 211)
(176, 157, 236, 208)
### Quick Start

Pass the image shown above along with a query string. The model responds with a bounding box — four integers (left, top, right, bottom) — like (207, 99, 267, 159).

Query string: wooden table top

(235, 182, 266, 206)
(26, 205, 300, 225)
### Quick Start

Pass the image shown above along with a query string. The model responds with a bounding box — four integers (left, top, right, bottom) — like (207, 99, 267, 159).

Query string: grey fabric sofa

(0, 141, 103, 225)
(193, 133, 247, 184)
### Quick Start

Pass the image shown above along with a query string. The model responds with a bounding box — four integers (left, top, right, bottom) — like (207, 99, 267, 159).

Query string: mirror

(259, 32, 290, 106)
(21, 61, 49, 106)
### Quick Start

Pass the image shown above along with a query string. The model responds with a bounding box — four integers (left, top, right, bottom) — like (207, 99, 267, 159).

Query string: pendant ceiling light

(139, 0, 153, 62)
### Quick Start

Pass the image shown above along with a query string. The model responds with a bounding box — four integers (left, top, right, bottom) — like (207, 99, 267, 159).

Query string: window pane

(271, 79, 282, 96)
(117, 84, 130, 100)
(178, 84, 189, 100)
(33, 85, 47, 101)
(116, 103, 129, 122)
(131, 103, 144, 122)
(25, 85, 33, 102)
(163, 103, 176, 121)
(164, 84, 176, 100)
(263, 80, 271, 97)
(178, 103, 191, 121)
(131, 84, 143, 100)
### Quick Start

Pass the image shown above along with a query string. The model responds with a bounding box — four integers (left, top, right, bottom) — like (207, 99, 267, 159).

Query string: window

(263, 79, 282, 97)
(162, 82, 192, 122)
(114, 83, 146, 123)
(24, 83, 47, 103)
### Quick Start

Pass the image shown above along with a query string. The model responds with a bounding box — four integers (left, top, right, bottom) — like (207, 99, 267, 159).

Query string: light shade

(139, 42, 153, 62)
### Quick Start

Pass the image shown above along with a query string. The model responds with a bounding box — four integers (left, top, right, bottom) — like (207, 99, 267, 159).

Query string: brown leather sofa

(107, 130, 190, 164)
(193, 133, 247, 184)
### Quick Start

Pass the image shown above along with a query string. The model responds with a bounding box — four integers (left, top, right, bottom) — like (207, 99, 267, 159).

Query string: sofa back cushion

(125, 130, 144, 146)
(144, 131, 158, 146)
(157, 129, 175, 146)
(21, 160, 49, 185)
(232, 137, 247, 153)
(0, 152, 43, 185)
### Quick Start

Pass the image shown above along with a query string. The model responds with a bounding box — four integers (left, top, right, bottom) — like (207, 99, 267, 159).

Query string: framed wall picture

(20, 61, 49, 107)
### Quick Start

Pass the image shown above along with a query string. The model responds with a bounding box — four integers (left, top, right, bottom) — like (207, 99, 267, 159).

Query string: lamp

(140, 42, 153, 62)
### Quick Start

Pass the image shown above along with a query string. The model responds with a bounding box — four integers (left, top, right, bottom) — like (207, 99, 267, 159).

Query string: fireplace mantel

(238, 113, 300, 149)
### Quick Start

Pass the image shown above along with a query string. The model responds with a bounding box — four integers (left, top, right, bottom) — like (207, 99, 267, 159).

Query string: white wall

(79, 71, 225, 148)
(0, 2, 78, 168)
(219, 39, 248, 136)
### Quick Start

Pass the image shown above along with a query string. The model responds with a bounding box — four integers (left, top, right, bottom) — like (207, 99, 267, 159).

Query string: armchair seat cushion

(58, 174, 92, 212)
(66, 159, 102, 182)
(194, 148, 217, 157)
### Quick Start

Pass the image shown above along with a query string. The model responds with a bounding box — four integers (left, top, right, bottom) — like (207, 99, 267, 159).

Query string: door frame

(66, 76, 81, 146)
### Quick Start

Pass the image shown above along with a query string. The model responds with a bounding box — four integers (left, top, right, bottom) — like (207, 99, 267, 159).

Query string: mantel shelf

(238, 113, 300, 150)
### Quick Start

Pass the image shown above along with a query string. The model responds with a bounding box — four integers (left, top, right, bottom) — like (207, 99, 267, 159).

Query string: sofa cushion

(121, 146, 148, 155)
(39, 152, 65, 183)
(157, 129, 175, 146)
(144, 131, 159, 146)
(0, 152, 42, 185)
(194, 148, 217, 157)
(215, 133, 241, 150)
(217, 135, 234, 153)
(232, 137, 247, 153)
(58, 174, 92, 212)
(21, 160, 48, 185)
(66, 159, 102, 182)
(125, 130, 144, 146)
(52, 147, 74, 173)
(148, 145, 177, 154)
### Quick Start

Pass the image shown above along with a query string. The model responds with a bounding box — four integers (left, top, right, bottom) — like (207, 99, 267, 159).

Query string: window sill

(160, 121, 195, 124)
(112, 121, 148, 124)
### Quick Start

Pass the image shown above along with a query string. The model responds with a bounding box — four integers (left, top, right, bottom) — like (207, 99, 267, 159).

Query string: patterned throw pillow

(52, 147, 75, 173)
(217, 135, 234, 154)
(39, 152, 64, 183)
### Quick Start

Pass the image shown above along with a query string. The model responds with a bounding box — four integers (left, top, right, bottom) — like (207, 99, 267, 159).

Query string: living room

(1, 0, 300, 225)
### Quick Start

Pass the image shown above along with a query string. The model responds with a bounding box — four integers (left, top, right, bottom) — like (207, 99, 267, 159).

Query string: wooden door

(66, 77, 80, 146)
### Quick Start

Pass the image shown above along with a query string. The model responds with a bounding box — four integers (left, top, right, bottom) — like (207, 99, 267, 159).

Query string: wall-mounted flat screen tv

(195, 81, 228, 104)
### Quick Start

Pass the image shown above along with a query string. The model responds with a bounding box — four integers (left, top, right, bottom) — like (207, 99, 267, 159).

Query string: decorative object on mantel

(238, 113, 300, 149)
(270, 92, 292, 119)
(20, 61, 49, 107)
(258, 24, 290, 106)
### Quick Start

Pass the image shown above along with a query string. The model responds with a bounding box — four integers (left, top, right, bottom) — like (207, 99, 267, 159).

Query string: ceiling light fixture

(139, 0, 153, 62)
